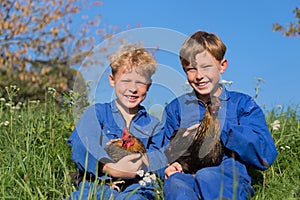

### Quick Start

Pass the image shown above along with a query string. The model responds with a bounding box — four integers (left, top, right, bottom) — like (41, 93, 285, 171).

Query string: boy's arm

(67, 105, 111, 176)
(161, 101, 181, 146)
(145, 120, 168, 178)
(220, 97, 278, 170)
(144, 102, 182, 177)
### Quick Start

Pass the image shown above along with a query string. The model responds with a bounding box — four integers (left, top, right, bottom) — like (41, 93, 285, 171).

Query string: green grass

(0, 87, 299, 199)
(251, 106, 300, 200)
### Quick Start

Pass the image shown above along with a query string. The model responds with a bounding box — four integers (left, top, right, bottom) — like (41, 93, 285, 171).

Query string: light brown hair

(180, 31, 226, 68)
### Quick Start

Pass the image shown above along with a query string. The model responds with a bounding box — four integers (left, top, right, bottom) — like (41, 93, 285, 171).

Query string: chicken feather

(165, 96, 224, 174)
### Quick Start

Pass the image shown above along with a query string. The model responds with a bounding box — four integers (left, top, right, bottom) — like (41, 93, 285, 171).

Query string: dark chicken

(104, 127, 147, 162)
(164, 96, 224, 174)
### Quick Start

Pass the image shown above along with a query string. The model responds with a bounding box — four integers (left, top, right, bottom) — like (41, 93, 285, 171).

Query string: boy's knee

(195, 167, 219, 182)
(164, 173, 183, 189)
(194, 167, 254, 200)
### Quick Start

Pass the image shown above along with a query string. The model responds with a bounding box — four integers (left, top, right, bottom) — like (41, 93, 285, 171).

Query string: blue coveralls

(67, 100, 166, 200)
(162, 86, 278, 200)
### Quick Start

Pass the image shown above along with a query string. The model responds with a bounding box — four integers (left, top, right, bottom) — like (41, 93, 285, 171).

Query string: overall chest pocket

(100, 127, 122, 147)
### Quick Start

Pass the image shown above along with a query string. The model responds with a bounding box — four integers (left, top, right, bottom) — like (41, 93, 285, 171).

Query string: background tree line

(0, 0, 106, 104)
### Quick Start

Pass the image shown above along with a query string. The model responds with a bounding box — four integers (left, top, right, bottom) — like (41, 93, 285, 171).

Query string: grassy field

(0, 86, 299, 199)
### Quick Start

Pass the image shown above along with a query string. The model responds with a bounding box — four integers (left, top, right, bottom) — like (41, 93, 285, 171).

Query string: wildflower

(271, 120, 280, 131)
(29, 100, 40, 104)
(220, 79, 233, 86)
(136, 170, 145, 177)
(5, 103, 11, 107)
(48, 87, 57, 97)
(0, 121, 10, 126)
(137, 171, 157, 186)
(0, 98, 5, 102)
(149, 173, 157, 181)
(143, 176, 152, 183)
(138, 180, 146, 186)
(279, 145, 291, 151)
(144, 172, 150, 177)
(12, 105, 21, 110)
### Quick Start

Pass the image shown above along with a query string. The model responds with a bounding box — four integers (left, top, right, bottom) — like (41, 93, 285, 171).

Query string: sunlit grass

(0, 86, 75, 199)
(0, 86, 299, 199)
(251, 105, 300, 200)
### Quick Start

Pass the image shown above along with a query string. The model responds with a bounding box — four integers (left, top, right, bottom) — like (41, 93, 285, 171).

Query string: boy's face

(183, 51, 227, 98)
(109, 68, 150, 113)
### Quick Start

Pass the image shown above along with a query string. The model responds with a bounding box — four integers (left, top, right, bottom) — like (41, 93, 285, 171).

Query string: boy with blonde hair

(68, 44, 165, 199)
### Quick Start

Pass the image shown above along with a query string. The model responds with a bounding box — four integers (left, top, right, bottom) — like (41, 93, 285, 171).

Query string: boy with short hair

(163, 30, 278, 199)
(68, 44, 165, 199)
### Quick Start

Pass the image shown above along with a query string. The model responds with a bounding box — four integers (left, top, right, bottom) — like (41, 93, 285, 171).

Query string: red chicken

(164, 96, 224, 174)
(104, 127, 147, 162)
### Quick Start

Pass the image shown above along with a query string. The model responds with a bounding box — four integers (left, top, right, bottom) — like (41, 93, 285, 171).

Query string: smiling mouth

(125, 95, 138, 100)
(195, 82, 208, 87)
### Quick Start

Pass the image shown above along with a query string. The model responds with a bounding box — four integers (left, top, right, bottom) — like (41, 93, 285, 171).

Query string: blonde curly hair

(109, 44, 157, 81)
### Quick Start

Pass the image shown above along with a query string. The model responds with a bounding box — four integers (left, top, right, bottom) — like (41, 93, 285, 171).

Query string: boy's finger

(106, 138, 121, 145)
(187, 124, 199, 131)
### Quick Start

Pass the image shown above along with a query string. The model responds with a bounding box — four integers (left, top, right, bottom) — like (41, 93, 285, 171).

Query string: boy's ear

(109, 74, 115, 87)
(220, 58, 228, 73)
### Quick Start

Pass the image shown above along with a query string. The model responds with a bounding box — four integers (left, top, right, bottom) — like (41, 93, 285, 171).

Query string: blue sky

(77, 0, 300, 113)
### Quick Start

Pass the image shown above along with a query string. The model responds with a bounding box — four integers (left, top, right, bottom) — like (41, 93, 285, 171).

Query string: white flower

(143, 176, 152, 183)
(144, 172, 150, 177)
(271, 120, 280, 131)
(12, 106, 21, 110)
(5, 103, 11, 107)
(136, 170, 144, 177)
(149, 173, 157, 181)
(137, 171, 157, 186)
(220, 79, 233, 86)
(279, 145, 291, 151)
(138, 180, 146, 186)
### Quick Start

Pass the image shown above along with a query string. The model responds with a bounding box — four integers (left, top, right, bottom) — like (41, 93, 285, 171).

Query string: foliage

(0, 0, 104, 103)
(273, 7, 300, 37)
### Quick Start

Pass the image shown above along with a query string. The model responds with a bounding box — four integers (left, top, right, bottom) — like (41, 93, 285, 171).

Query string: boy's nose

(196, 69, 204, 79)
(128, 82, 137, 93)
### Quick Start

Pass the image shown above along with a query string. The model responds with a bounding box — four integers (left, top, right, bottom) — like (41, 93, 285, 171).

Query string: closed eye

(185, 67, 197, 72)
(136, 81, 147, 86)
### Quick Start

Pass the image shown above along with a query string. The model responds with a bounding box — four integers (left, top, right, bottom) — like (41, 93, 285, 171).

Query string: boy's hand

(164, 162, 183, 179)
(182, 124, 199, 137)
(103, 153, 143, 179)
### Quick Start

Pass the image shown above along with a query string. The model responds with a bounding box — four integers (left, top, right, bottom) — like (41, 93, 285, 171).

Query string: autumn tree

(0, 0, 105, 103)
(273, 7, 300, 37)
